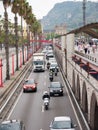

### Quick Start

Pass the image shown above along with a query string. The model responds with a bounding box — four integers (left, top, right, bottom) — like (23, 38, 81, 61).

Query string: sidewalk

(0, 63, 26, 99)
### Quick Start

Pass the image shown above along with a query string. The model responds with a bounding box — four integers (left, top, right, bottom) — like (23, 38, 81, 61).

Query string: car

(49, 116, 77, 130)
(47, 58, 57, 69)
(46, 53, 54, 60)
(0, 120, 25, 130)
(48, 82, 64, 96)
(23, 78, 37, 92)
(49, 63, 59, 72)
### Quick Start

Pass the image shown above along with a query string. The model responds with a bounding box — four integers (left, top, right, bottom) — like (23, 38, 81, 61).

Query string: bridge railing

(74, 50, 97, 64)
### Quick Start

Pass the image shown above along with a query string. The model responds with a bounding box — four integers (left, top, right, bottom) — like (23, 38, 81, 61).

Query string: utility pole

(83, 0, 86, 25)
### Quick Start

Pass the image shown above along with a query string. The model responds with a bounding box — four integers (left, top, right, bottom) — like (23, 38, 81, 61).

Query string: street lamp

(83, 0, 86, 25)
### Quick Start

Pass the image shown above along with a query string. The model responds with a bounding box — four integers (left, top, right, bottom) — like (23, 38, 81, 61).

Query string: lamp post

(14, 13, 19, 71)
(83, 0, 86, 25)
(21, 0, 25, 65)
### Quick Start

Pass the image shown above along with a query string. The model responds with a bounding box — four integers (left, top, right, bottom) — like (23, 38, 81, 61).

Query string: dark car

(48, 82, 64, 96)
(23, 78, 37, 92)
(0, 120, 25, 130)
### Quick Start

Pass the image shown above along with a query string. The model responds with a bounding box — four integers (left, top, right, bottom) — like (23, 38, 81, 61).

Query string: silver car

(50, 116, 77, 130)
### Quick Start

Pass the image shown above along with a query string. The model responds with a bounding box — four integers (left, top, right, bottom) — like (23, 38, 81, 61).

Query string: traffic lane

(43, 70, 80, 130)
(8, 70, 49, 130)
(8, 70, 80, 130)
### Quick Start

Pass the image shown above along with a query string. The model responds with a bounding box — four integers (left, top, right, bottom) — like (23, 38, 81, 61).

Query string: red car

(23, 79, 37, 92)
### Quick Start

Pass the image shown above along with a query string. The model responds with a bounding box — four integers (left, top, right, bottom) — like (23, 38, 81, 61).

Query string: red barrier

(0, 59, 3, 87)
(20, 51, 22, 68)
(11, 54, 14, 76)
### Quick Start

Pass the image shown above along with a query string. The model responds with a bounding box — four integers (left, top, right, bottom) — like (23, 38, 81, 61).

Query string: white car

(49, 62, 59, 72)
(50, 116, 77, 130)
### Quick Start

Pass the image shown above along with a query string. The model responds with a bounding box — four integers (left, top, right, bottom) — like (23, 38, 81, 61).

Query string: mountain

(41, 1, 98, 32)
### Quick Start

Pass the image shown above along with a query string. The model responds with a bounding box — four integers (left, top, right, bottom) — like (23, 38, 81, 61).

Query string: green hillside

(41, 1, 98, 31)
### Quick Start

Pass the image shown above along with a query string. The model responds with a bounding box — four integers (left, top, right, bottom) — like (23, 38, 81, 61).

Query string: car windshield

(0, 122, 21, 130)
(51, 83, 61, 88)
(25, 80, 34, 84)
(52, 121, 71, 129)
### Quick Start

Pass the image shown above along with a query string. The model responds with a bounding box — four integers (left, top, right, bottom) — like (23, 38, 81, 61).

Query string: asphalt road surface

(8, 68, 81, 130)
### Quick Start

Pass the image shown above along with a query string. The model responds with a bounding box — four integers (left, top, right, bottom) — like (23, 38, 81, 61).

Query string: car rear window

(52, 121, 71, 129)
(51, 83, 61, 88)
(0, 122, 21, 130)
(25, 80, 34, 84)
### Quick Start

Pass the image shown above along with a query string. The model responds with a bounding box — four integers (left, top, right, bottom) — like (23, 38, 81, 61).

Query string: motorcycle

(43, 98, 49, 110)
(49, 75, 53, 81)
(47, 62, 50, 69)
(54, 72, 57, 76)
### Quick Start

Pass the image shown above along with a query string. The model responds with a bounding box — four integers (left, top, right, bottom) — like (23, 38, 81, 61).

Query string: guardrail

(0, 59, 32, 121)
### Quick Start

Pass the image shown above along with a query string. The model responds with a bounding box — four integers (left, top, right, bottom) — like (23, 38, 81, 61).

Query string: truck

(32, 53, 45, 72)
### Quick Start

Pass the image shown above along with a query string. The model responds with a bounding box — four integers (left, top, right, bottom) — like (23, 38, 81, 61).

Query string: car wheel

(23, 89, 26, 93)
(61, 93, 63, 96)
(35, 87, 37, 92)
(50, 93, 52, 96)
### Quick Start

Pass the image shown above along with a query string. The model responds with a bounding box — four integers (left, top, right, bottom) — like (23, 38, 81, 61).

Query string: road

(7, 69, 81, 130)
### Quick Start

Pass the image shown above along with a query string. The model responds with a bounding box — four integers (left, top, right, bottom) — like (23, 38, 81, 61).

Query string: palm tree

(11, 0, 20, 70)
(31, 19, 42, 51)
(3, 0, 12, 80)
(23, 3, 32, 60)
(18, 0, 26, 65)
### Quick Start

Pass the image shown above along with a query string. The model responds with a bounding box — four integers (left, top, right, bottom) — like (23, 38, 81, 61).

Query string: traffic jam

(0, 45, 81, 130)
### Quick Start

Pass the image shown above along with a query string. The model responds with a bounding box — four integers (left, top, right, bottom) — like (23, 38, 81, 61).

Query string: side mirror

(49, 122, 52, 128)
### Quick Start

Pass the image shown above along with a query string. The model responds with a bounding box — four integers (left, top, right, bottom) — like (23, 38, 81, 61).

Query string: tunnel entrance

(82, 82, 88, 120)
(90, 92, 98, 130)
(76, 75, 80, 101)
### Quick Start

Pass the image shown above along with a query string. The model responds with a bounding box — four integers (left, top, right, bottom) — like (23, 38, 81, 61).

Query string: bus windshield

(34, 61, 43, 65)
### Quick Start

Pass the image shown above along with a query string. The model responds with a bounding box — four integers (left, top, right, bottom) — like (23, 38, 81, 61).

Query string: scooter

(43, 98, 49, 110)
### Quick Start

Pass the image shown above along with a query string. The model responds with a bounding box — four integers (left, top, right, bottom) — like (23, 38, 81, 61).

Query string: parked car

(48, 82, 64, 96)
(0, 120, 25, 130)
(23, 78, 37, 92)
(49, 116, 77, 130)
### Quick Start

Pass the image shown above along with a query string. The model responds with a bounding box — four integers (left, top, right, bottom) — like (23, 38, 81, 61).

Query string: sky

(0, 0, 98, 23)
(27, 0, 98, 19)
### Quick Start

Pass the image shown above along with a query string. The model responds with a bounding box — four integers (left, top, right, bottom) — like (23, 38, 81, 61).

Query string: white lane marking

(44, 82, 46, 86)
(60, 72, 83, 130)
(40, 129, 43, 130)
(44, 75, 46, 79)
(7, 90, 23, 119)
(42, 105, 44, 112)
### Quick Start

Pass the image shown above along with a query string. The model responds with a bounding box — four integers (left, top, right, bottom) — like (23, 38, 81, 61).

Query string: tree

(11, 0, 20, 70)
(18, 0, 26, 65)
(3, 0, 12, 80)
